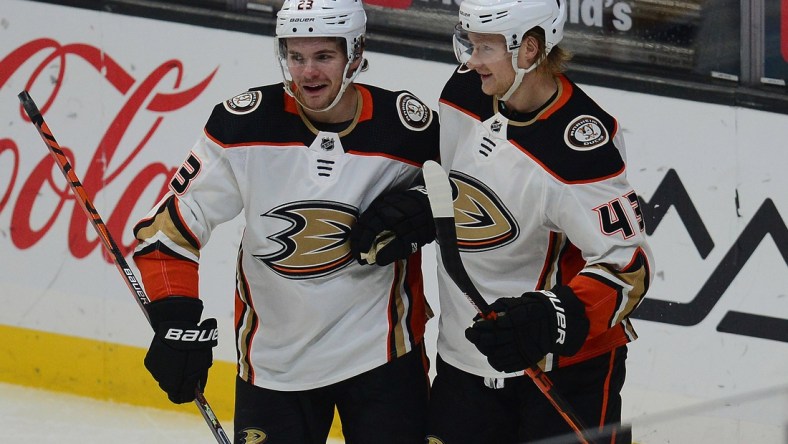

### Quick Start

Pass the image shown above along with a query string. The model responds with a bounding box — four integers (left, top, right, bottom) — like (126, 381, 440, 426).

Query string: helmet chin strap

(499, 49, 543, 102)
(283, 57, 365, 114)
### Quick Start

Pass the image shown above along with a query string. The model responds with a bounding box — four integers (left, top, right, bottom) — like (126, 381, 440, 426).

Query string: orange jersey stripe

(134, 251, 199, 301)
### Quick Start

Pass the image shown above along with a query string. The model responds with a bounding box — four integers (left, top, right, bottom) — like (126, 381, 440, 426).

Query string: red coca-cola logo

(0, 38, 217, 260)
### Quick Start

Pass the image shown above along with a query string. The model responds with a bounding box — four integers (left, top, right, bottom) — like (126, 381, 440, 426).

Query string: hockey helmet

(453, 0, 567, 100)
(275, 0, 367, 111)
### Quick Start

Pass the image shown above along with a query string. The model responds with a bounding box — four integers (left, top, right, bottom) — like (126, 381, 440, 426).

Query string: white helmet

(454, 0, 566, 100)
(275, 0, 367, 112)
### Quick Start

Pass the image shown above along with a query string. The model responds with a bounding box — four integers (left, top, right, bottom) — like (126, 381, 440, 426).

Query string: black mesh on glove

(144, 297, 218, 404)
(350, 186, 435, 266)
(464, 286, 589, 373)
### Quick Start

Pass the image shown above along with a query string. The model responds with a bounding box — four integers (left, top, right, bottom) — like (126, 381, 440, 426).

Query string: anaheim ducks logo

(449, 171, 518, 251)
(254, 201, 356, 279)
(564, 114, 609, 150)
(238, 428, 267, 443)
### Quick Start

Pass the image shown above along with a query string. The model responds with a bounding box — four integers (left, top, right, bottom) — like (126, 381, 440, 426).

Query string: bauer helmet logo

(396, 93, 432, 131)
(564, 115, 609, 150)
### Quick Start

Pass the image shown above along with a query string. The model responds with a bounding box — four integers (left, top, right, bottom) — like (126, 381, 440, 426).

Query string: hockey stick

(422, 160, 593, 444)
(18, 91, 232, 444)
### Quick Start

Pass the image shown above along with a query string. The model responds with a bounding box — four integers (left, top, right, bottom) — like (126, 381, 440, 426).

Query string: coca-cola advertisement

(0, 1, 267, 345)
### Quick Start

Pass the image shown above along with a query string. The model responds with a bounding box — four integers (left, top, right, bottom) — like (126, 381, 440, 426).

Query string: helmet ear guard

(274, 0, 367, 112)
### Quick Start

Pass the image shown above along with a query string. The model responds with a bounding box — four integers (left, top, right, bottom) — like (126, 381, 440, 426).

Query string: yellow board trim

(0, 324, 343, 439)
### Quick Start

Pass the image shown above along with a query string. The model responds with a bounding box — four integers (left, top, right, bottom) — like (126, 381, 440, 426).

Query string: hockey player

(132, 0, 438, 442)
(351, 0, 654, 442)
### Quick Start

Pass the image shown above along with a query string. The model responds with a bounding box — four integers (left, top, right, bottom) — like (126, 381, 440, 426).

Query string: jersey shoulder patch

(223, 90, 262, 115)
(563, 114, 609, 151)
(348, 84, 439, 164)
(396, 92, 432, 131)
(509, 81, 625, 183)
(206, 84, 303, 146)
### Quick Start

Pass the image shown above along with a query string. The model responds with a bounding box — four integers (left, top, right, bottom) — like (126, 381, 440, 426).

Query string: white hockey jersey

(133, 83, 439, 390)
(437, 67, 654, 378)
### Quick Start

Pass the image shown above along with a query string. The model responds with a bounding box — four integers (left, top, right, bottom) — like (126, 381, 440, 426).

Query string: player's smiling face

(465, 33, 515, 97)
(285, 37, 348, 111)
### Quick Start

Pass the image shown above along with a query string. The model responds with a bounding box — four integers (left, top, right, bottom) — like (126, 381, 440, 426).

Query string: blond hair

(525, 28, 572, 75)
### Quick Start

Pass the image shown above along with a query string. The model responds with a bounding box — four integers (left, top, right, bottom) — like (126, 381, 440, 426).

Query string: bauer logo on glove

(164, 327, 219, 342)
(465, 286, 589, 373)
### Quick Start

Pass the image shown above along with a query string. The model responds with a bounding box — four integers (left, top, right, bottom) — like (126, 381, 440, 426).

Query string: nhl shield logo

(320, 137, 335, 151)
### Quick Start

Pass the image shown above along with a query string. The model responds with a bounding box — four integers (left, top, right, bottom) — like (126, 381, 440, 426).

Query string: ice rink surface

(0, 382, 344, 444)
(2, 381, 786, 443)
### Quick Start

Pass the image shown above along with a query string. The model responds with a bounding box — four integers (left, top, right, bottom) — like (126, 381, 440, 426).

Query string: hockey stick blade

(18, 90, 232, 444)
(422, 160, 594, 444)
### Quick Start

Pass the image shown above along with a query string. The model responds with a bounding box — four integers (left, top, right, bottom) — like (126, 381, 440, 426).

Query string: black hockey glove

(144, 297, 218, 404)
(465, 286, 589, 373)
(350, 186, 435, 266)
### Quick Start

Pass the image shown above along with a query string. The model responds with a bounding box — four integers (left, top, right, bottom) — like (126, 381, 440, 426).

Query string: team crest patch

(449, 171, 519, 251)
(396, 93, 432, 131)
(224, 91, 262, 115)
(564, 115, 609, 150)
(254, 200, 357, 279)
(238, 428, 267, 443)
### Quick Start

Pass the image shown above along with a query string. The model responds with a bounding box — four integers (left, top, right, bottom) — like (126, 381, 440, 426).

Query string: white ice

(0, 382, 344, 443)
(2, 381, 786, 443)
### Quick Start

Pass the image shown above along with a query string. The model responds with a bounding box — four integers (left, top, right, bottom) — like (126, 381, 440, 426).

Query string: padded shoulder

(345, 84, 440, 164)
(204, 84, 304, 146)
(439, 66, 493, 122)
(511, 80, 626, 183)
